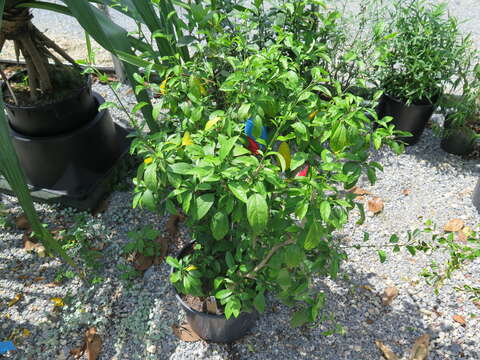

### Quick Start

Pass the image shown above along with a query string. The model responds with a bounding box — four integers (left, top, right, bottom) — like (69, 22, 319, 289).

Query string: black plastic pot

(473, 178, 480, 213)
(440, 117, 476, 156)
(9, 92, 123, 193)
(376, 93, 436, 146)
(172, 243, 258, 343)
(3, 72, 97, 137)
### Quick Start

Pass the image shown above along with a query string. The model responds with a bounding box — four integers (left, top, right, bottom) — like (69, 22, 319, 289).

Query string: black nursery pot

(376, 93, 436, 146)
(473, 178, 480, 213)
(440, 118, 476, 156)
(3, 72, 97, 137)
(9, 92, 122, 193)
(172, 243, 259, 343)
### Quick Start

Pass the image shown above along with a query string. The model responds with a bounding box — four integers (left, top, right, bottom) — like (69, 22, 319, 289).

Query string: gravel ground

(0, 78, 479, 360)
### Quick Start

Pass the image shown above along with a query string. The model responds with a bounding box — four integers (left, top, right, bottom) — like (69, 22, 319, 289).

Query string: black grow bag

(376, 93, 436, 146)
(473, 178, 480, 213)
(172, 243, 258, 343)
(9, 92, 124, 194)
(440, 117, 476, 156)
(3, 72, 97, 137)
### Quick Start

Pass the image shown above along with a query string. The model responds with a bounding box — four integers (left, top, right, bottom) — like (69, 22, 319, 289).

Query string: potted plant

(437, 42, 480, 156)
(130, 9, 403, 342)
(439, 91, 479, 156)
(0, 1, 130, 207)
(375, 0, 471, 146)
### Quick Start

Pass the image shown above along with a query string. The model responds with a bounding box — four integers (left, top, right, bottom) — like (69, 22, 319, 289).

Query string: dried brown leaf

(367, 197, 384, 214)
(166, 214, 184, 237)
(473, 301, 480, 309)
(133, 253, 154, 271)
(452, 314, 466, 326)
(172, 322, 201, 342)
(23, 233, 46, 256)
(70, 345, 85, 359)
(85, 327, 102, 360)
(91, 198, 109, 217)
(15, 213, 30, 230)
(381, 286, 399, 306)
(153, 236, 169, 265)
(402, 189, 411, 196)
(348, 186, 372, 196)
(410, 334, 430, 360)
(375, 340, 399, 360)
(8, 293, 22, 307)
(444, 219, 465, 232)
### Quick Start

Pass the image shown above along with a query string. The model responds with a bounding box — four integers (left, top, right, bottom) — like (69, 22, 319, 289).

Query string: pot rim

(9, 92, 104, 141)
(382, 92, 439, 107)
(2, 70, 91, 111)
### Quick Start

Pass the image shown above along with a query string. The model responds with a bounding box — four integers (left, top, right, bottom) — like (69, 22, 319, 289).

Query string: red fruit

(296, 165, 309, 177)
(246, 137, 259, 155)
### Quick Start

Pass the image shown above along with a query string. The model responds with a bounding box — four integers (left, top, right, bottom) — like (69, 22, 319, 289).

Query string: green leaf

(218, 135, 238, 161)
(210, 211, 229, 240)
(166, 256, 181, 269)
(238, 103, 251, 120)
(194, 194, 214, 220)
(144, 163, 158, 191)
(253, 292, 266, 313)
(246, 194, 268, 234)
(169, 162, 194, 174)
(304, 222, 321, 250)
(377, 250, 387, 263)
(330, 123, 348, 152)
(215, 289, 233, 300)
(291, 308, 311, 327)
(228, 182, 249, 203)
(225, 251, 235, 268)
(290, 152, 308, 171)
(320, 201, 331, 222)
(295, 200, 309, 220)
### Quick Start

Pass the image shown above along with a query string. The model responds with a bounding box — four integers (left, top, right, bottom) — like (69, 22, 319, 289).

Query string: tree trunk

(1, 0, 78, 100)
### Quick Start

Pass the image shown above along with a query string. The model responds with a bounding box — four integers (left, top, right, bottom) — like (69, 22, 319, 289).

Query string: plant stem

(0, 67, 18, 105)
(246, 237, 295, 279)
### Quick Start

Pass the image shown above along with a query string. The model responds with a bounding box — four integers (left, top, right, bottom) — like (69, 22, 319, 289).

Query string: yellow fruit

(308, 109, 319, 120)
(144, 157, 153, 164)
(278, 142, 291, 170)
(182, 132, 193, 146)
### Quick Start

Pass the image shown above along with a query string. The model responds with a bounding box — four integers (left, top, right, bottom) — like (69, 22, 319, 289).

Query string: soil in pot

(376, 93, 437, 146)
(172, 243, 258, 343)
(2, 65, 97, 136)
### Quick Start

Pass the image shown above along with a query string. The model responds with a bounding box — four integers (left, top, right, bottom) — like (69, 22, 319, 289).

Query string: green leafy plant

(377, 0, 472, 105)
(123, 226, 161, 258)
(129, 3, 404, 325)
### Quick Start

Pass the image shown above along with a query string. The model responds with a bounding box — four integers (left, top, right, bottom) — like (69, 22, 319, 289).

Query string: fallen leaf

(452, 314, 466, 326)
(381, 286, 399, 306)
(8, 294, 22, 307)
(348, 186, 372, 196)
(91, 198, 109, 217)
(457, 230, 467, 243)
(402, 189, 411, 196)
(444, 218, 464, 232)
(367, 197, 384, 214)
(375, 340, 399, 360)
(51, 297, 65, 307)
(166, 214, 182, 237)
(23, 233, 46, 257)
(133, 253, 154, 271)
(410, 334, 430, 360)
(473, 301, 480, 309)
(85, 327, 102, 360)
(153, 236, 169, 265)
(361, 285, 374, 292)
(15, 213, 30, 230)
(172, 322, 201, 342)
(22, 328, 30, 337)
(366, 318, 374, 325)
(70, 345, 85, 359)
